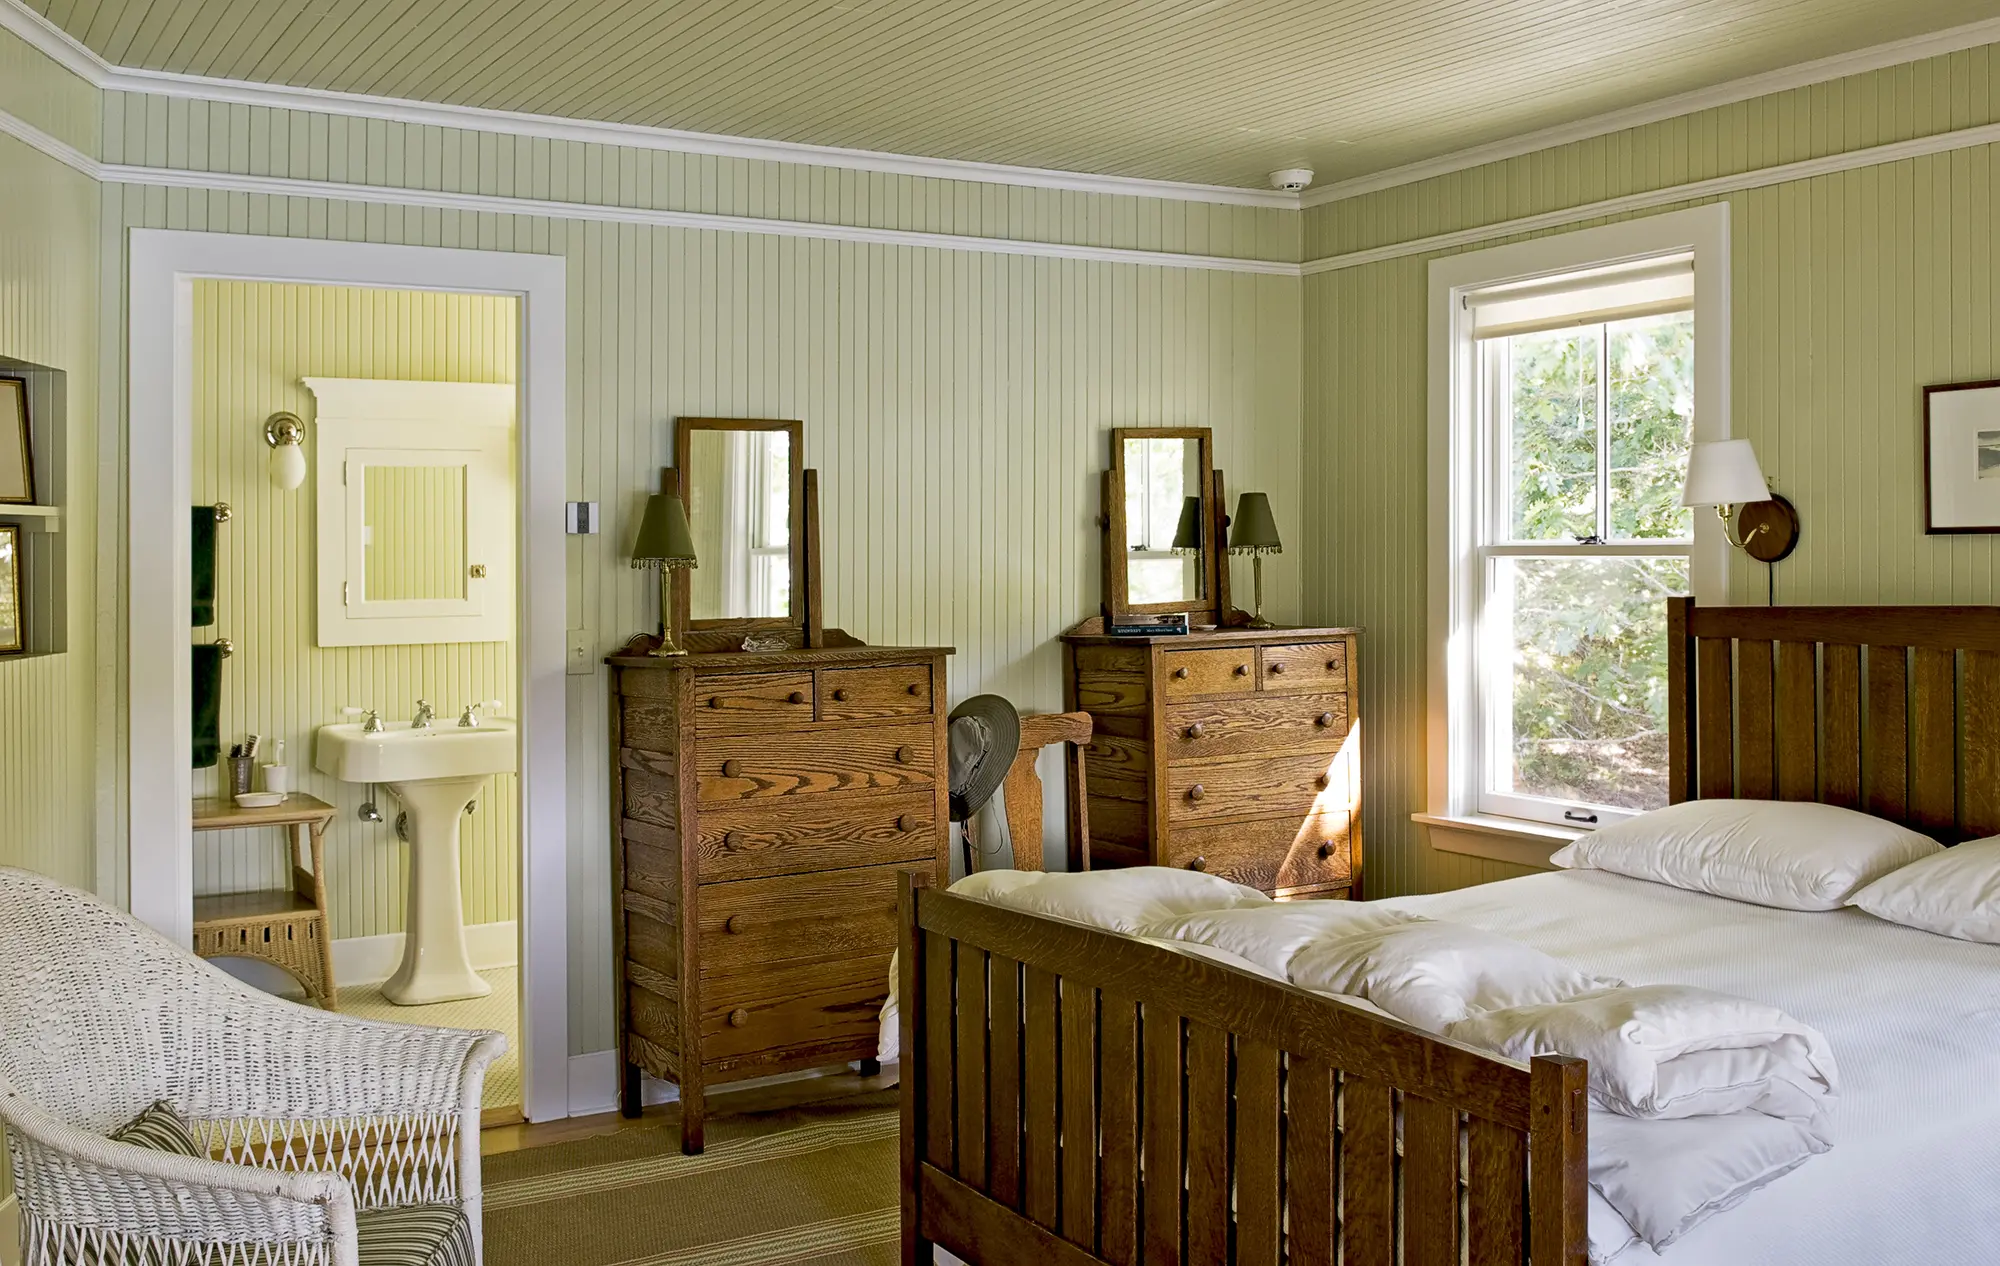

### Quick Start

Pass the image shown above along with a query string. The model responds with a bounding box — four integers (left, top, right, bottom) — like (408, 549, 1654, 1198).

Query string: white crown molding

(0, 0, 1297, 210)
(2, 97, 1297, 272)
(1301, 13, 2000, 208)
(1303, 117, 2000, 274)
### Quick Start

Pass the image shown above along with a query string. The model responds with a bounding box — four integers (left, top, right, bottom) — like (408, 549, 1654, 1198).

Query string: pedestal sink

(315, 718, 517, 1005)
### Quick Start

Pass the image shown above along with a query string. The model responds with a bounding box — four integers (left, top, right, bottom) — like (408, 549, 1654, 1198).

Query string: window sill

(1411, 812, 1585, 870)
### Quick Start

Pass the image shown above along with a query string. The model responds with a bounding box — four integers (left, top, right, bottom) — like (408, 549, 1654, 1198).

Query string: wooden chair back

(970, 711, 1094, 873)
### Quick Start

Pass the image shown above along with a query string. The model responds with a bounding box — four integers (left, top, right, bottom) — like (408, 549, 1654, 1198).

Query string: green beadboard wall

(189, 280, 519, 940)
(1304, 41, 2000, 899)
(93, 153, 1305, 1054)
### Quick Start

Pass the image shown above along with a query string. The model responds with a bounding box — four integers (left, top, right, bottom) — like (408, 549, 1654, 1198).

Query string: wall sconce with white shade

(1679, 439, 1799, 562)
(265, 411, 306, 490)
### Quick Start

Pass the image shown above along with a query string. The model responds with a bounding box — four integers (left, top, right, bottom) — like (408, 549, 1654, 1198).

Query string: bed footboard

(898, 872, 1587, 1266)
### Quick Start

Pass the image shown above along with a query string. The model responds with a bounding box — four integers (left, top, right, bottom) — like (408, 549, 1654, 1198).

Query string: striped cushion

(109, 1101, 204, 1158)
(356, 1205, 477, 1266)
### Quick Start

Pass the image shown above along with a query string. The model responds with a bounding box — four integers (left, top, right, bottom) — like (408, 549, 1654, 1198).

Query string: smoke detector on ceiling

(1268, 167, 1315, 192)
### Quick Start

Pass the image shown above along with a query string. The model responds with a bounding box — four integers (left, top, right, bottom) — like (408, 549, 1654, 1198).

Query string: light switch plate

(566, 628, 595, 675)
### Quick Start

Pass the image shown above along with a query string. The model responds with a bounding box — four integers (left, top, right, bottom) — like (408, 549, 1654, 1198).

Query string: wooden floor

(480, 1065, 897, 1157)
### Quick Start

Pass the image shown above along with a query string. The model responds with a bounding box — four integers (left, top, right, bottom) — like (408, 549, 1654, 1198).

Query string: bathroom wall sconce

(265, 411, 307, 490)
(1680, 439, 1800, 562)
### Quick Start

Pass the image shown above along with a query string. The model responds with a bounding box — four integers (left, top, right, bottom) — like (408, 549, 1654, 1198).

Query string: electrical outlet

(567, 628, 595, 675)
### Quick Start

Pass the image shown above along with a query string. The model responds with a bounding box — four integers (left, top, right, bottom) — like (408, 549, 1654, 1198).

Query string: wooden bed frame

(900, 600, 2000, 1265)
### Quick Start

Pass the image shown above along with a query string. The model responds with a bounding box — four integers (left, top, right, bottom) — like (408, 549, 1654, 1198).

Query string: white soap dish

(234, 791, 285, 808)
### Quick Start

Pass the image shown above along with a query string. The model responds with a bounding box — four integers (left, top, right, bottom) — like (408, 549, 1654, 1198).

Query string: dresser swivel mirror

(1099, 426, 1232, 628)
(1066, 425, 1362, 902)
(609, 417, 950, 1154)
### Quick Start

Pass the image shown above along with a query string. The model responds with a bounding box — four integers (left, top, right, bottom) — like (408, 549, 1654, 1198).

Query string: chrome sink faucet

(411, 698, 436, 730)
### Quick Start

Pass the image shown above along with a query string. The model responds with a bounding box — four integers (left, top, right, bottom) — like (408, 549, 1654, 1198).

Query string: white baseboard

(564, 1050, 893, 1118)
(211, 920, 519, 998)
(1, 1193, 18, 1266)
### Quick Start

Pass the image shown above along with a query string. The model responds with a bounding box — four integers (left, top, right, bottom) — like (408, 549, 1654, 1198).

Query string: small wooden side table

(191, 793, 340, 1008)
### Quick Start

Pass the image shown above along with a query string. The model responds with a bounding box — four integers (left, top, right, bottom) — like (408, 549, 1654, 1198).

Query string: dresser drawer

(1164, 812, 1352, 895)
(694, 792, 936, 882)
(696, 723, 935, 802)
(1259, 642, 1349, 694)
(697, 864, 901, 968)
(1165, 691, 1349, 760)
(1160, 647, 1257, 699)
(693, 671, 816, 734)
(1165, 750, 1342, 823)
(819, 664, 933, 721)
(699, 954, 892, 1067)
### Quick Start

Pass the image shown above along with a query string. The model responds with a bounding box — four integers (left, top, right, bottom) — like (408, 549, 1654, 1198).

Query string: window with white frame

(1429, 207, 1728, 835)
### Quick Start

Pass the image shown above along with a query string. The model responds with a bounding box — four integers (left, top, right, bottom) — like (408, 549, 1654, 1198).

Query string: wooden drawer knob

(1188, 856, 1208, 872)
(1185, 722, 1205, 740)
(1319, 842, 1338, 860)
(708, 696, 724, 708)
(833, 688, 850, 701)
(789, 691, 807, 704)
(1315, 774, 1331, 790)
(724, 830, 744, 848)
(906, 683, 922, 695)
(728, 1008, 750, 1027)
(1269, 662, 1286, 674)
(724, 915, 746, 934)
(1234, 663, 1250, 676)
(1326, 659, 1340, 671)
(1186, 784, 1205, 802)
(1316, 711, 1336, 728)
(897, 814, 916, 832)
(1174, 666, 1190, 679)
(896, 745, 914, 764)
(721, 759, 742, 777)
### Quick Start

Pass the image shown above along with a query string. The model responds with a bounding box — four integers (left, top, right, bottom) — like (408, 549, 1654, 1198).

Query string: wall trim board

(0, 104, 1297, 276)
(564, 1049, 882, 1118)
(124, 229, 569, 1125)
(0, 0, 1293, 211)
(214, 920, 519, 995)
(1303, 117, 2000, 275)
(1299, 13, 2000, 207)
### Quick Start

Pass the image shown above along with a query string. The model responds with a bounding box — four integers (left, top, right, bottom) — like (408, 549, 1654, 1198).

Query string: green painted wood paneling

(0, 23, 98, 156)
(190, 280, 519, 939)
(1304, 46, 2000, 900)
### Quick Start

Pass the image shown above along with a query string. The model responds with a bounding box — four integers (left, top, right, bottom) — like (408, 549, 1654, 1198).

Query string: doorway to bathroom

(190, 280, 527, 1120)
(125, 232, 569, 1124)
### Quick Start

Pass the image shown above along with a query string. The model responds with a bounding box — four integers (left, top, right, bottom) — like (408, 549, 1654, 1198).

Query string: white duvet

(885, 867, 1856, 1259)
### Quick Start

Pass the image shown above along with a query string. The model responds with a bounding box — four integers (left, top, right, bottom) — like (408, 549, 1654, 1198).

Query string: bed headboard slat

(1668, 599, 2000, 843)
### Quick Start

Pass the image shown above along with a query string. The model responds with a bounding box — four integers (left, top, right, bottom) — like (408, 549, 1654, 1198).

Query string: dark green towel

(192, 643, 223, 768)
(191, 506, 217, 627)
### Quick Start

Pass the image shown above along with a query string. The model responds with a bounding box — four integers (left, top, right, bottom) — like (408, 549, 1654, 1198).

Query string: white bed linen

(1385, 869, 2000, 1266)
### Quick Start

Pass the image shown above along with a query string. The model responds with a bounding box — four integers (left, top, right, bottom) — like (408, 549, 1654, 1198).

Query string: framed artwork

(0, 377, 32, 505)
(1924, 380, 2000, 533)
(0, 524, 21, 654)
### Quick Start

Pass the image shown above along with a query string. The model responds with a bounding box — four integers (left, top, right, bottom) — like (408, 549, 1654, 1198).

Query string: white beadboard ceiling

(25, 0, 2000, 190)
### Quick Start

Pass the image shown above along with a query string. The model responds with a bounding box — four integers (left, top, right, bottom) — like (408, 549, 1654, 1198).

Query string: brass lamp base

(1243, 552, 1277, 628)
(646, 565, 689, 656)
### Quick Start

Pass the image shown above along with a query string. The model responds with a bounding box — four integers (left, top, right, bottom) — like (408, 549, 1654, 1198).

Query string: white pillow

(1847, 835, 2000, 942)
(1549, 799, 1941, 911)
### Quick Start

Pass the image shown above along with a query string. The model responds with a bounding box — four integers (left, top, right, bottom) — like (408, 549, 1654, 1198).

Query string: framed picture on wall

(0, 524, 22, 654)
(1924, 379, 2000, 533)
(0, 376, 33, 505)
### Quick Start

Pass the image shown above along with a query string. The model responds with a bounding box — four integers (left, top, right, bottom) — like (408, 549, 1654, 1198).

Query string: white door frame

(126, 229, 569, 1122)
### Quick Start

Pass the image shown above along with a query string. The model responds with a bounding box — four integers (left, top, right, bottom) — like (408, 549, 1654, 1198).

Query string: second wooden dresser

(608, 645, 951, 1152)
(1061, 626, 1362, 900)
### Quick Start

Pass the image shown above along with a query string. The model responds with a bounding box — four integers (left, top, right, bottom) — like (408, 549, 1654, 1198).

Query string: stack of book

(1109, 612, 1189, 637)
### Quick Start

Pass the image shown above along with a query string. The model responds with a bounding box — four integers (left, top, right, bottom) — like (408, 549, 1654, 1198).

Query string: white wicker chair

(0, 867, 505, 1266)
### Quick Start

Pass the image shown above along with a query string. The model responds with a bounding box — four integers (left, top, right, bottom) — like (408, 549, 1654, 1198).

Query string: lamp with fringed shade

(1228, 492, 1282, 628)
(631, 493, 698, 656)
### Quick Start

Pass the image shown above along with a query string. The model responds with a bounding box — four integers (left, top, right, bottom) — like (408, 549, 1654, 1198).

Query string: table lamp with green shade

(1228, 492, 1282, 629)
(630, 492, 698, 656)
(1170, 494, 1206, 599)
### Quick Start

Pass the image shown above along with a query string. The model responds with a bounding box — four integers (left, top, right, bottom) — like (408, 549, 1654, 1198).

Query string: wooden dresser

(1060, 625, 1362, 899)
(607, 644, 951, 1152)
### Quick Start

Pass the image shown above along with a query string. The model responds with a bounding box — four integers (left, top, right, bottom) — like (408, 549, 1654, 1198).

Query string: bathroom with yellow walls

(189, 280, 521, 995)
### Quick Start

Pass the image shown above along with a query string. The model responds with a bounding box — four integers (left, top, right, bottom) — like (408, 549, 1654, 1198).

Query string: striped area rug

(483, 1092, 900, 1266)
